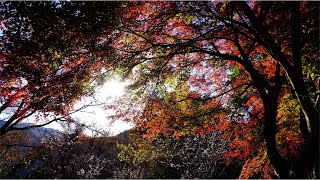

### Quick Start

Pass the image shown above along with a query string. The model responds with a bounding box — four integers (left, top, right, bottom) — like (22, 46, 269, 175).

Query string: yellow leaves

(174, 13, 195, 25)
(120, 1, 128, 8)
(165, 36, 176, 43)
(277, 93, 300, 125)
(117, 131, 160, 167)
(163, 76, 178, 92)
(53, 51, 61, 60)
(60, 20, 66, 26)
(118, 32, 149, 51)
(178, 101, 188, 112)
(310, 72, 316, 80)
(276, 92, 304, 158)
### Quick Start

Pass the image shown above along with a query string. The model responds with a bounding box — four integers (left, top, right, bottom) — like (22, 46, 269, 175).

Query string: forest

(0, 1, 319, 179)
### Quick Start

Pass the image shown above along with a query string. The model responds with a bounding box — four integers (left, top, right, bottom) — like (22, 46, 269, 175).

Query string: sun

(48, 78, 131, 136)
(100, 79, 127, 98)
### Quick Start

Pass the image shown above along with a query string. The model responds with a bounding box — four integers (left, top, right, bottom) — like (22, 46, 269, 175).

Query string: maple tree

(0, 2, 119, 135)
(113, 1, 319, 178)
(0, 1, 318, 178)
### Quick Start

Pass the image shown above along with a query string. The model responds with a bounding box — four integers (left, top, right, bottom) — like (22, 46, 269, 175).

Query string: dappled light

(0, 1, 318, 179)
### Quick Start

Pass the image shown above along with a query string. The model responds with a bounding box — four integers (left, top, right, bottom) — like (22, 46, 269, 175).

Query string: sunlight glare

(100, 79, 126, 98)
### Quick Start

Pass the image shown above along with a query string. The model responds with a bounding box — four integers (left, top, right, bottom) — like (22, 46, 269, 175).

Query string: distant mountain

(0, 120, 61, 145)
(113, 129, 130, 143)
(1, 122, 133, 179)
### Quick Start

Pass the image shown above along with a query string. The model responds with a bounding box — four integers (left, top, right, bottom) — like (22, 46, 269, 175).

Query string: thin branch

(175, 83, 252, 103)
(11, 118, 68, 131)
(9, 102, 107, 131)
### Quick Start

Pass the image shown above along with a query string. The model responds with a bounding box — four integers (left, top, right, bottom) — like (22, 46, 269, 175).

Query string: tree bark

(238, 2, 319, 178)
(262, 89, 290, 178)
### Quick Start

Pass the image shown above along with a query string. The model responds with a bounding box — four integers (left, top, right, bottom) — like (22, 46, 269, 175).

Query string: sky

(42, 79, 134, 136)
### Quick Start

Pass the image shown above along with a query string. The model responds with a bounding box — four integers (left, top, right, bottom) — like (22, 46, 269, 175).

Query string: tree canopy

(0, 1, 319, 179)
(111, 1, 319, 178)
(0, 1, 119, 135)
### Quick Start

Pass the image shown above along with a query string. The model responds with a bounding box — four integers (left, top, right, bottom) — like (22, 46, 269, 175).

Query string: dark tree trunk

(293, 104, 319, 178)
(262, 85, 319, 179)
(262, 90, 289, 178)
(238, 2, 319, 178)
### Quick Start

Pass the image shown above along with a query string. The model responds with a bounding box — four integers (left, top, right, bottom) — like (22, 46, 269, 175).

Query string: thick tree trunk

(262, 91, 289, 178)
(286, 68, 319, 137)
(286, 72, 319, 178)
(292, 110, 314, 178)
(238, 2, 319, 177)
(293, 134, 318, 178)
(279, 74, 319, 178)
(280, 2, 319, 176)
